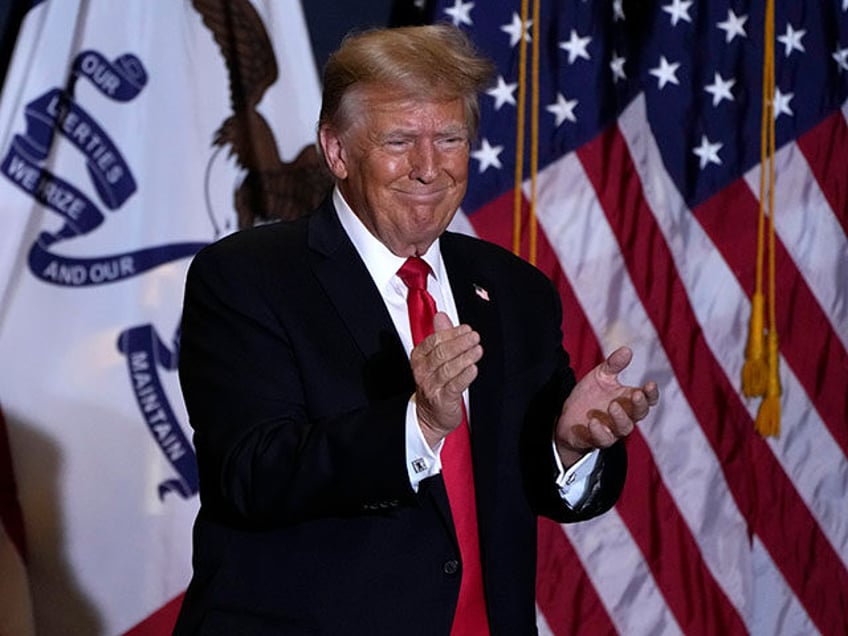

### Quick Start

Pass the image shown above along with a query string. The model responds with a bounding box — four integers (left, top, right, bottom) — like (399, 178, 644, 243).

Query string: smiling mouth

(397, 187, 450, 200)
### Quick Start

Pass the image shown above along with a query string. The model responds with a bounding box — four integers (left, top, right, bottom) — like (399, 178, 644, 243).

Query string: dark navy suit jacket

(173, 199, 626, 635)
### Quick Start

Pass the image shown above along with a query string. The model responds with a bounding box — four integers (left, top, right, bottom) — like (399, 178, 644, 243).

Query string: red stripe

(122, 594, 184, 636)
(0, 405, 28, 560)
(578, 124, 848, 634)
(796, 108, 848, 235)
(696, 179, 848, 455)
(469, 195, 747, 634)
(536, 518, 619, 636)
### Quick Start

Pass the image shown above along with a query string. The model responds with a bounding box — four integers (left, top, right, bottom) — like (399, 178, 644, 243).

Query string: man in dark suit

(174, 24, 658, 635)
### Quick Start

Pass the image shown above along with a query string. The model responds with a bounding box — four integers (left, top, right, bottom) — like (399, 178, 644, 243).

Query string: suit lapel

(307, 201, 413, 398)
(306, 214, 505, 547)
(308, 203, 460, 543)
(441, 234, 504, 494)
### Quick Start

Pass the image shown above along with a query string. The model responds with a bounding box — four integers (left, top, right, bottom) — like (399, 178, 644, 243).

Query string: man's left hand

(555, 346, 659, 468)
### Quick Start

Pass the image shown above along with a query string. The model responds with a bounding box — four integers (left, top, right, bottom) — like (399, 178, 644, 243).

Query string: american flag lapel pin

(473, 284, 490, 302)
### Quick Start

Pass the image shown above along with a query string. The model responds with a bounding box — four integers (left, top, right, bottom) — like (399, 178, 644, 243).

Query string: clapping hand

(555, 347, 659, 468)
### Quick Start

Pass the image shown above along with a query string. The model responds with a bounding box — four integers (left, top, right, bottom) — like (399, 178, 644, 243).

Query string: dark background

(0, 0, 437, 93)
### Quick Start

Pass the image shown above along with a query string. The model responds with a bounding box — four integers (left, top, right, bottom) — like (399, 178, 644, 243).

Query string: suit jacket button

(443, 560, 459, 575)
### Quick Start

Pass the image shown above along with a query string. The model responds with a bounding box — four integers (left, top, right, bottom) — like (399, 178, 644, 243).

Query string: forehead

(355, 88, 467, 132)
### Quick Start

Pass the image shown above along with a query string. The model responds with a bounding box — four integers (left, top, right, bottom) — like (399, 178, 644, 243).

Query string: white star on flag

(501, 12, 531, 47)
(559, 29, 591, 64)
(717, 9, 748, 43)
(486, 76, 517, 110)
(471, 138, 504, 173)
(773, 88, 794, 119)
(613, 0, 625, 21)
(777, 24, 806, 57)
(547, 93, 578, 126)
(649, 56, 681, 89)
(834, 46, 848, 72)
(693, 135, 723, 168)
(662, 0, 693, 27)
(444, 0, 474, 27)
(610, 52, 627, 82)
(704, 72, 736, 106)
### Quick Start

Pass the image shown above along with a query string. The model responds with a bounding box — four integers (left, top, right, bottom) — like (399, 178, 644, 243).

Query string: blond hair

(319, 24, 495, 138)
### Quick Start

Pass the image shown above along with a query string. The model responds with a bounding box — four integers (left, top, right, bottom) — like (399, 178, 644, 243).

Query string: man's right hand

(410, 311, 483, 448)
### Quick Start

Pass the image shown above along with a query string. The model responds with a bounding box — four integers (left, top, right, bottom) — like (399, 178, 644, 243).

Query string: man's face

(320, 88, 470, 257)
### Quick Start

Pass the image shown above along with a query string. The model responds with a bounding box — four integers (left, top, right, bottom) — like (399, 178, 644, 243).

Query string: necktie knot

(398, 257, 436, 345)
(397, 256, 431, 291)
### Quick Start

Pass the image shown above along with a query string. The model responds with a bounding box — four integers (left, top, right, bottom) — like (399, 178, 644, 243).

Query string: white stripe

(534, 146, 756, 628)
(749, 538, 820, 636)
(564, 512, 683, 635)
(619, 94, 840, 622)
(535, 605, 555, 636)
(448, 207, 479, 237)
(742, 127, 848, 351)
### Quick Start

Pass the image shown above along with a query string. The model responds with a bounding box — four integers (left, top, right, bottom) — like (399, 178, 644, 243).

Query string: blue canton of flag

(442, 0, 848, 210)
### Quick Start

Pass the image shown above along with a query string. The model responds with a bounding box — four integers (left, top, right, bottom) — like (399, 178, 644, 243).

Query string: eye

(384, 138, 411, 151)
(437, 135, 468, 151)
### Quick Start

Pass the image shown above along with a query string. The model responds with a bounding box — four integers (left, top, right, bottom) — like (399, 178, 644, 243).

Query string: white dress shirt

(333, 188, 598, 507)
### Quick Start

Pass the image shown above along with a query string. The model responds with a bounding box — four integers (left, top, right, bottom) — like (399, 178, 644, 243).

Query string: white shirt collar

(333, 187, 446, 291)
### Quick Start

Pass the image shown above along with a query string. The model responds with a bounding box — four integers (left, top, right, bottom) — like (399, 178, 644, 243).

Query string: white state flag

(0, 0, 322, 632)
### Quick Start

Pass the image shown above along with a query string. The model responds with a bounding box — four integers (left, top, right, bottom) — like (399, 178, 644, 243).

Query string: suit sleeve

(178, 239, 415, 529)
(519, 275, 627, 523)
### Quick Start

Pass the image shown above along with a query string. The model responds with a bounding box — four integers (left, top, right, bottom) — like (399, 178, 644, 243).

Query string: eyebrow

(378, 125, 469, 140)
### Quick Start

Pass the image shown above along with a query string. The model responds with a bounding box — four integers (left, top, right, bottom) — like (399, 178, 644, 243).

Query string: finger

(587, 416, 617, 447)
(630, 390, 649, 421)
(557, 420, 594, 451)
(432, 311, 453, 333)
(412, 336, 482, 393)
(643, 380, 660, 406)
(601, 346, 633, 376)
(441, 358, 479, 397)
(616, 390, 649, 422)
(419, 342, 482, 395)
(606, 400, 635, 437)
(583, 406, 632, 444)
(416, 328, 480, 367)
(413, 323, 476, 359)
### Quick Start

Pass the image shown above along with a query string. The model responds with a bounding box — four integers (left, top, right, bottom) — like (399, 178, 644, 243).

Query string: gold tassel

(754, 330, 782, 437)
(512, 0, 529, 257)
(511, 0, 540, 265)
(741, 292, 767, 396)
(746, 0, 782, 437)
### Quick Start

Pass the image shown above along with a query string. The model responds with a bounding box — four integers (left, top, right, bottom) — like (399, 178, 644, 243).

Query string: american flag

(433, 0, 848, 634)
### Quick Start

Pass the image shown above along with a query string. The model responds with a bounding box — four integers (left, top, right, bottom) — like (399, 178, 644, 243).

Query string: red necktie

(397, 256, 490, 635)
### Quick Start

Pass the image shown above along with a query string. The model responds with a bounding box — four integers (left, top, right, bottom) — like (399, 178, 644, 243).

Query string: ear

(319, 126, 349, 180)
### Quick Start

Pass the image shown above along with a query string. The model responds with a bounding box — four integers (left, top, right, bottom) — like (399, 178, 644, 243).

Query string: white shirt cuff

(553, 444, 601, 507)
(405, 397, 443, 491)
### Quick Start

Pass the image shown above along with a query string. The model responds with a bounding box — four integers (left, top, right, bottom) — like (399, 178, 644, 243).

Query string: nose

(409, 141, 438, 183)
